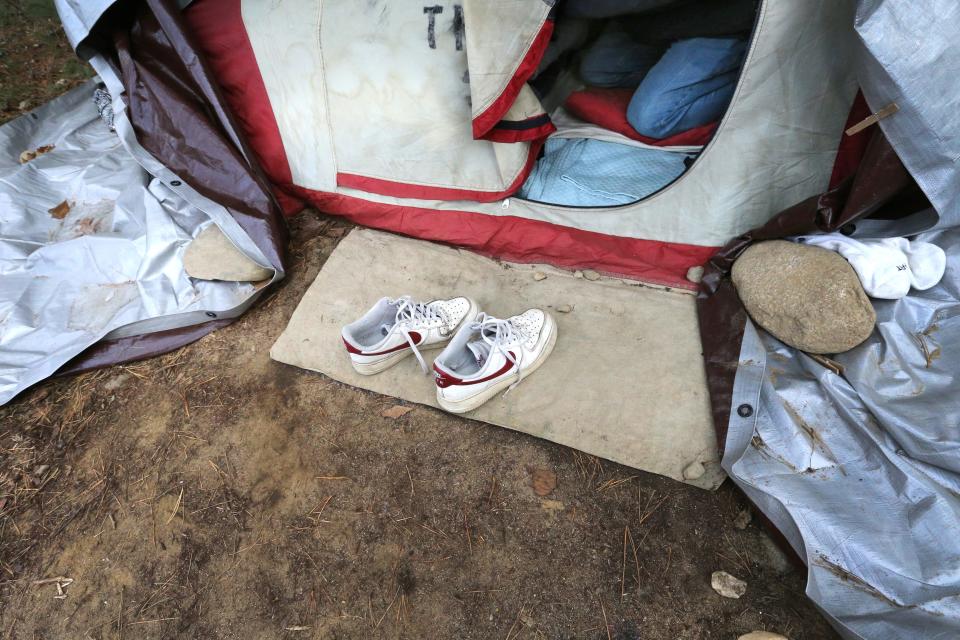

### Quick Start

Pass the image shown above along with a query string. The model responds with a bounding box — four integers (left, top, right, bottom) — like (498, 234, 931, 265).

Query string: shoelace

(472, 313, 527, 393)
(389, 296, 451, 374)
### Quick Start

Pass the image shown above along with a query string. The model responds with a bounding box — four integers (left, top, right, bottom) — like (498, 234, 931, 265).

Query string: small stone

(732, 240, 876, 354)
(18, 100, 30, 111)
(711, 571, 747, 599)
(533, 271, 547, 281)
(573, 270, 584, 279)
(733, 508, 752, 530)
(738, 633, 789, 640)
(686, 265, 704, 284)
(581, 269, 601, 281)
(682, 460, 705, 480)
(55, 78, 68, 86)
(555, 304, 573, 314)
(103, 373, 131, 392)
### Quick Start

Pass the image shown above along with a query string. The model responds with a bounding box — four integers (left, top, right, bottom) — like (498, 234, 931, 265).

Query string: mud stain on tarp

(781, 400, 846, 475)
(915, 328, 941, 369)
(49, 198, 115, 241)
(816, 555, 903, 607)
(66, 280, 139, 333)
(750, 434, 800, 472)
(815, 554, 943, 616)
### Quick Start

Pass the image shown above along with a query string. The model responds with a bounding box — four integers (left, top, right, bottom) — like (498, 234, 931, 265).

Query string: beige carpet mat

(271, 230, 724, 489)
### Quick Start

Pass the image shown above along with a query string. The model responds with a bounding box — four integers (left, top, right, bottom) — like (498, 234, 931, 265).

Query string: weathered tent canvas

(181, 0, 859, 287)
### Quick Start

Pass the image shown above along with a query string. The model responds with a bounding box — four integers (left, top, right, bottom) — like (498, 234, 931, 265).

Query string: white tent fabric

(242, 0, 539, 197)
(235, 0, 858, 247)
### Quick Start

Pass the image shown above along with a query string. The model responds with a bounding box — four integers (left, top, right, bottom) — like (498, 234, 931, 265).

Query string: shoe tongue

(466, 340, 491, 368)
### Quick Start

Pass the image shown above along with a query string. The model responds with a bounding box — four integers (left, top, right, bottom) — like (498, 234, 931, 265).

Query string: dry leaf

(48, 200, 71, 219)
(325, 227, 347, 238)
(19, 144, 55, 164)
(381, 405, 414, 419)
(529, 468, 557, 496)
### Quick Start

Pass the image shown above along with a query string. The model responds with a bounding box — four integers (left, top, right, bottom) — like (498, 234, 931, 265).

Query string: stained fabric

(179, 0, 859, 258)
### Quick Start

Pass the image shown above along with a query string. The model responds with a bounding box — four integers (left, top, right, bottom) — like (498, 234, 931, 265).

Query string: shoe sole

(350, 297, 480, 376)
(351, 343, 444, 375)
(436, 312, 558, 414)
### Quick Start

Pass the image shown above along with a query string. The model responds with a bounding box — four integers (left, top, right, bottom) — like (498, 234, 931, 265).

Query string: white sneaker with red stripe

(341, 296, 479, 375)
(433, 309, 558, 414)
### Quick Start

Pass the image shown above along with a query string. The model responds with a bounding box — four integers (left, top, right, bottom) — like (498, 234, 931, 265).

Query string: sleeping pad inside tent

(2, 0, 958, 637)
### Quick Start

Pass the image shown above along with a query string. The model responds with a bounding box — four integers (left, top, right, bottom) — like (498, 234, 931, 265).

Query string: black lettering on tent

(452, 5, 464, 51)
(424, 5, 443, 49)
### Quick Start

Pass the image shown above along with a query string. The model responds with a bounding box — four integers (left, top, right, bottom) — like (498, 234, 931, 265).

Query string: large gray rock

(732, 240, 876, 354)
(183, 224, 273, 282)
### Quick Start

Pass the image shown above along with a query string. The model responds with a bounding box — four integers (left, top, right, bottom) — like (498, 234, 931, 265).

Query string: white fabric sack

(795, 233, 946, 299)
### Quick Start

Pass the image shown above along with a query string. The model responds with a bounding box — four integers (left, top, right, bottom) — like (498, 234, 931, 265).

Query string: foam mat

(271, 230, 724, 489)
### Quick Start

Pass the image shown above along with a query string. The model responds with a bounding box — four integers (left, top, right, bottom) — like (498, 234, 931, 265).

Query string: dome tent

(180, 0, 859, 287)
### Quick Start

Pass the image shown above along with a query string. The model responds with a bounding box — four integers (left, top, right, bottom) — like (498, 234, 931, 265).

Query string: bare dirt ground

(0, 3, 839, 639)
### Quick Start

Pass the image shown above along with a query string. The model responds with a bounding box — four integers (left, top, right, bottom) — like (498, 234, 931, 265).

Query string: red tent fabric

(565, 88, 718, 146)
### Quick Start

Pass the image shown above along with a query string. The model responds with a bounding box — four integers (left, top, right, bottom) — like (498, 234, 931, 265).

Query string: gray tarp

(722, 2, 960, 637)
(856, 0, 960, 227)
(725, 228, 960, 638)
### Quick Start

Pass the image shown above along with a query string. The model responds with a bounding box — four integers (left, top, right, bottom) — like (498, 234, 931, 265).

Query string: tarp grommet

(171, 180, 182, 186)
(737, 403, 754, 418)
(840, 223, 856, 236)
(205, 311, 217, 318)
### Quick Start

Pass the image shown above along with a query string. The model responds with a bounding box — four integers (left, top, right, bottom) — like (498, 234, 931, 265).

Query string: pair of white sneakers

(341, 296, 558, 414)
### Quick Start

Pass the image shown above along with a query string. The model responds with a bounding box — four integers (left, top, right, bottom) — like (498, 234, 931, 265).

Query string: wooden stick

(846, 102, 899, 136)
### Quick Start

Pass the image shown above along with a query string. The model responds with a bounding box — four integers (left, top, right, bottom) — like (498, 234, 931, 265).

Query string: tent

(180, 0, 859, 287)
(1, 0, 957, 637)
